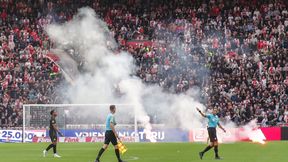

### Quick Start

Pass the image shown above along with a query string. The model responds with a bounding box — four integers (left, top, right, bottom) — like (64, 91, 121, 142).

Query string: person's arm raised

(196, 107, 207, 118)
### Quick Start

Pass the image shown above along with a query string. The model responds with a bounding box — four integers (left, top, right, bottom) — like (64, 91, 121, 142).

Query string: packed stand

(0, 0, 288, 127)
(0, 0, 64, 128)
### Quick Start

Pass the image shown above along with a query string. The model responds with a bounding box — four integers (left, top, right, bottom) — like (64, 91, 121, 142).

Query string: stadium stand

(0, 0, 288, 128)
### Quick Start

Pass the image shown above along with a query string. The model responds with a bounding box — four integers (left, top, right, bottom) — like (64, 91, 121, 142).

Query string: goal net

(22, 104, 138, 143)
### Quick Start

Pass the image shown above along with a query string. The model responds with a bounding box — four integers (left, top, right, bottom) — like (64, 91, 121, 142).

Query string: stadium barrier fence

(1, 127, 287, 143)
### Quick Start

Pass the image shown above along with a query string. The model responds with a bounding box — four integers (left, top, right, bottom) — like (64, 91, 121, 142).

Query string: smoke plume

(45, 7, 263, 143)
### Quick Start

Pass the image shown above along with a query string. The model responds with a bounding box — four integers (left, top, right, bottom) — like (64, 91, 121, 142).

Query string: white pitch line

(124, 156, 139, 161)
(88, 156, 139, 162)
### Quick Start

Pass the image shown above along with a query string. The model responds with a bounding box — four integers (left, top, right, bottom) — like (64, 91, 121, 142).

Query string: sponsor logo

(74, 131, 165, 141)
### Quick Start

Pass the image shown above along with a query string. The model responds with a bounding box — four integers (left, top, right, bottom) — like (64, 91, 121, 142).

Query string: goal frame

(22, 104, 138, 143)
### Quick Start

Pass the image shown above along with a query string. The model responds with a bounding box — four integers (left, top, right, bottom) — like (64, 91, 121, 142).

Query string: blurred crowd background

(0, 0, 288, 128)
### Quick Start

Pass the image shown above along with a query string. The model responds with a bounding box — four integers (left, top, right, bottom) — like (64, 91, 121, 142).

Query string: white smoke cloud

(45, 7, 231, 142)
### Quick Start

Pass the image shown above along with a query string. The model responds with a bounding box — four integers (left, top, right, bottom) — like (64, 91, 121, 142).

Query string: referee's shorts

(104, 130, 118, 145)
(207, 127, 217, 142)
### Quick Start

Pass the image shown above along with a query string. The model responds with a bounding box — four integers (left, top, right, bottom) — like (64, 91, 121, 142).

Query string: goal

(22, 104, 138, 143)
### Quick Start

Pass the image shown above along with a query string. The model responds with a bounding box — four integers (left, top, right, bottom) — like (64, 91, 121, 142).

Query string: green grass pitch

(0, 142, 287, 162)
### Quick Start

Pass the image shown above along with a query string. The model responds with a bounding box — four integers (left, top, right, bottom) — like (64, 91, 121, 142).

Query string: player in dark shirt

(43, 110, 63, 158)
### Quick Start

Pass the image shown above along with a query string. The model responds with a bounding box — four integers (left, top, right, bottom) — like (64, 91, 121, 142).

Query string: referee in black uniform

(43, 110, 63, 158)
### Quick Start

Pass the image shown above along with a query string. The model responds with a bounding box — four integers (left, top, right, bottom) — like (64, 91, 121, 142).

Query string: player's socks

(53, 144, 57, 154)
(115, 149, 126, 162)
(214, 146, 219, 158)
(96, 148, 105, 160)
(202, 145, 212, 153)
(115, 149, 121, 160)
(45, 144, 54, 151)
(199, 152, 204, 160)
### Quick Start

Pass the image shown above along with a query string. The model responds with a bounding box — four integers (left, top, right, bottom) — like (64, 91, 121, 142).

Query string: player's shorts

(49, 130, 58, 142)
(207, 127, 217, 142)
(104, 130, 117, 145)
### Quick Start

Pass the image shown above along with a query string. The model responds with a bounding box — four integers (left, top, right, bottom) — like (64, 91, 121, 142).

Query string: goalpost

(22, 104, 138, 143)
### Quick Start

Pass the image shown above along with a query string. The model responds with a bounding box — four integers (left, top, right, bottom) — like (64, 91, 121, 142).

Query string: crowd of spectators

(0, 0, 288, 127)
(0, 0, 64, 127)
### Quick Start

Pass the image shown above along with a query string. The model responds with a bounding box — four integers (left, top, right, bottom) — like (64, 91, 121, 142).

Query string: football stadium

(0, 0, 288, 162)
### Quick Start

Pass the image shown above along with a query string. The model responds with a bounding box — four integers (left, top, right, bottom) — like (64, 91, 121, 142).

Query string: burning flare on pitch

(243, 120, 266, 144)
(248, 129, 266, 144)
